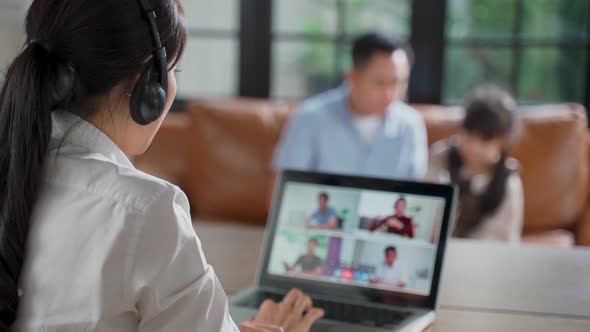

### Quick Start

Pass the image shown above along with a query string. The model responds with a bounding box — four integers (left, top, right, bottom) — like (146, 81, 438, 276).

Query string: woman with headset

(0, 0, 323, 331)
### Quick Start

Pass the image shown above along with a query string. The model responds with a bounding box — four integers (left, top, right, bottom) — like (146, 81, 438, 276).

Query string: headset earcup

(130, 65, 167, 126)
(141, 82, 166, 124)
(130, 69, 149, 125)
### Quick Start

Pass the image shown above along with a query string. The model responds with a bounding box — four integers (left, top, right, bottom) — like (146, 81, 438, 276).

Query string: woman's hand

(240, 289, 324, 332)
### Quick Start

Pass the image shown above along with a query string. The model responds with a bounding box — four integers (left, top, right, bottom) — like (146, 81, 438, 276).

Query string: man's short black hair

(319, 192, 329, 200)
(394, 196, 406, 207)
(352, 31, 414, 69)
(385, 246, 397, 254)
(309, 238, 319, 245)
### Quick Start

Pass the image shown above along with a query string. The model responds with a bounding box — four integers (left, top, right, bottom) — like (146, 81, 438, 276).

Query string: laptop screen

(266, 181, 446, 297)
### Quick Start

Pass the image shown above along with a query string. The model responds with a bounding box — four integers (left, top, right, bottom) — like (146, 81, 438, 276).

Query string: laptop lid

(256, 171, 456, 310)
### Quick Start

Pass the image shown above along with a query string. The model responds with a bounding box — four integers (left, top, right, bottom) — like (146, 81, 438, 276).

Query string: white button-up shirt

(14, 112, 239, 331)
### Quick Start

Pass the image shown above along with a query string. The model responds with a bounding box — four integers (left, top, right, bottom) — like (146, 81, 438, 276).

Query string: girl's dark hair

(462, 85, 517, 141)
(0, 0, 186, 328)
(449, 147, 513, 237)
(450, 85, 519, 237)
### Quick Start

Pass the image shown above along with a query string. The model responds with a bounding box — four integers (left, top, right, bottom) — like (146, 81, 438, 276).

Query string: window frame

(234, 0, 590, 116)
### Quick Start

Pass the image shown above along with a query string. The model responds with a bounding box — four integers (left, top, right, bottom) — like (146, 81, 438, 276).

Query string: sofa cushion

(185, 99, 295, 222)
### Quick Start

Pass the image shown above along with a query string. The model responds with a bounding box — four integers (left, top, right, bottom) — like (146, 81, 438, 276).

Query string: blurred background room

(4, 0, 589, 248)
(1, 1, 589, 330)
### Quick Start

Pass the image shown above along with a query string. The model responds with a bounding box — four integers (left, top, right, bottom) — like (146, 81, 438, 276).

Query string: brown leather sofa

(134, 99, 590, 246)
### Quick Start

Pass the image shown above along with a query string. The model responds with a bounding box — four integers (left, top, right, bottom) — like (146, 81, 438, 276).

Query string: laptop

(230, 171, 456, 331)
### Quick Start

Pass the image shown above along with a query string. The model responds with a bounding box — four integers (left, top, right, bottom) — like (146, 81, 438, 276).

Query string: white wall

(0, 0, 238, 98)
(181, 0, 238, 31)
(0, 25, 24, 74)
(0, 0, 29, 76)
(176, 0, 238, 98)
(175, 38, 238, 98)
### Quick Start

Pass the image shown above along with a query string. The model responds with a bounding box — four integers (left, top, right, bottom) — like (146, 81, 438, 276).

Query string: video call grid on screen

(267, 182, 446, 296)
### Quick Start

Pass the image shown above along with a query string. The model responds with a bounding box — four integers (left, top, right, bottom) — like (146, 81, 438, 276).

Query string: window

(189, 0, 589, 115)
(175, 0, 239, 98)
(444, 0, 589, 104)
(271, 0, 411, 99)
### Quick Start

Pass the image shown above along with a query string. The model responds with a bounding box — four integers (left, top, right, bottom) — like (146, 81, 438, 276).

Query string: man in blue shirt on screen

(307, 192, 339, 230)
(273, 31, 428, 180)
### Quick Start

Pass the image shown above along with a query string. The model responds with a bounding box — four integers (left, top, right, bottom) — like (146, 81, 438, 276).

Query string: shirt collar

(50, 111, 134, 169)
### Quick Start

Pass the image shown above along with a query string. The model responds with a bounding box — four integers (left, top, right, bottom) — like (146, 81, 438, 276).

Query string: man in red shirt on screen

(370, 197, 415, 238)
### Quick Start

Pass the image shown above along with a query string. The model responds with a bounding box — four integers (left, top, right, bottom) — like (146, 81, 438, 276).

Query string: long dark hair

(0, 0, 186, 328)
(449, 86, 518, 237)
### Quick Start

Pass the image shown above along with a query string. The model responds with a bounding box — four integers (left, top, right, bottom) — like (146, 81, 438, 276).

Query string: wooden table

(194, 221, 590, 332)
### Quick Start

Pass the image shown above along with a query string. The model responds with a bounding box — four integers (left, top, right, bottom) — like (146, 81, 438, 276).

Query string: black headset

(130, 0, 169, 126)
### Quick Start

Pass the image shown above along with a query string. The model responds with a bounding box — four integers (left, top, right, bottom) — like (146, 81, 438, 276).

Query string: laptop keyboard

(248, 291, 412, 328)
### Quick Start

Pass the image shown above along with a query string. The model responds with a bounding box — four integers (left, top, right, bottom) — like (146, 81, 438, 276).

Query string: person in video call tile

(284, 238, 323, 276)
(307, 192, 339, 230)
(369, 197, 415, 238)
(272, 31, 428, 181)
(370, 246, 408, 288)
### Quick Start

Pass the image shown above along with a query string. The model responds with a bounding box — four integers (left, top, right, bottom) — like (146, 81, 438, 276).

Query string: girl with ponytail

(0, 1, 322, 331)
(0, 37, 78, 330)
(427, 86, 523, 243)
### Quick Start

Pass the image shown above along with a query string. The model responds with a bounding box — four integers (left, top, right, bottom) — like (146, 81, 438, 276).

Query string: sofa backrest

(171, 99, 590, 235)
(185, 99, 295, 222)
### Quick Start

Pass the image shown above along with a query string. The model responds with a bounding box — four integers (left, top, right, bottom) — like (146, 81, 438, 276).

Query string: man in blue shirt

(273, 32, 428, 180)
(307, 192, 339, 230)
